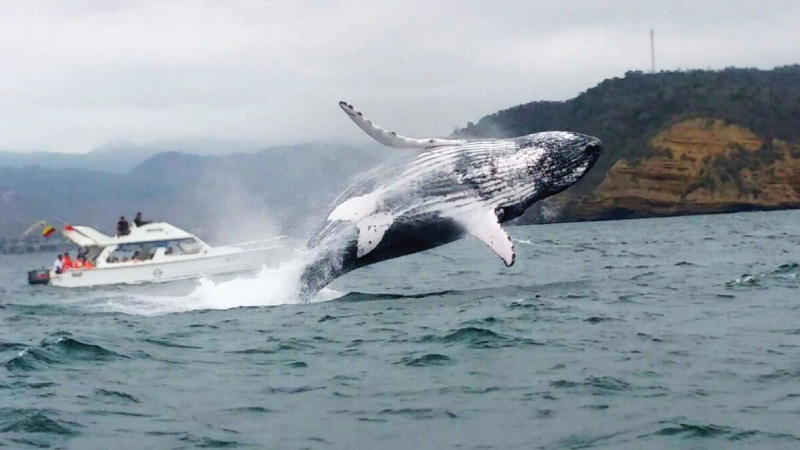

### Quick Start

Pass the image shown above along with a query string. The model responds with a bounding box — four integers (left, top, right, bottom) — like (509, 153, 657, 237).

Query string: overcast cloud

(0, 0, 798, 152)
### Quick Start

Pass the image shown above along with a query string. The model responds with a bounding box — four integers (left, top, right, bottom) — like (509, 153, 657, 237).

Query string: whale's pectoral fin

(339, 101, 467, 150)
(462, 209, 515, 267)
(356, 212, 394, 258)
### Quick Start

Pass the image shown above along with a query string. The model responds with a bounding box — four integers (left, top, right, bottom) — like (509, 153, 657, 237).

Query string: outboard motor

(28, 269, 50, 285)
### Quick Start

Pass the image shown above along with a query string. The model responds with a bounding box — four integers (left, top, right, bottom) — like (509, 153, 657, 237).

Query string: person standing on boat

(134, 212, 150, 228)
(117, 216, 131, 236)
(53, 254, 63, 274)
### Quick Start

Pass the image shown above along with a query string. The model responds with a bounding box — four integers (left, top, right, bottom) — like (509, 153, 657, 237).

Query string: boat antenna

(48, 214, 70, 226)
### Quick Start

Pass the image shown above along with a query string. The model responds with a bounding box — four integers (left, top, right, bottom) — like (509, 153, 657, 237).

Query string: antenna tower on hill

(650, 29, 656, 73)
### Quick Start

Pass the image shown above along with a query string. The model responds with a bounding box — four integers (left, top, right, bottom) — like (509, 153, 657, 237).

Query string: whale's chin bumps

(299, 102, 603, 296)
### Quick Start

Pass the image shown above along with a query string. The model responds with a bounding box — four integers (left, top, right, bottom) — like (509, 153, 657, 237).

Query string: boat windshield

(105, 238, 202, 263)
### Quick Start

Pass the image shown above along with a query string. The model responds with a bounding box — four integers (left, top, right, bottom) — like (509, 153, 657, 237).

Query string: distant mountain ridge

(0, 143, 390, 243)
(454, 65, 800, 222)
(0, 138, 270, 173)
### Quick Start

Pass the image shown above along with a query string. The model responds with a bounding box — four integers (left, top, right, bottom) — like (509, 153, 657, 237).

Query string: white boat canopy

(61, 222, 198, 247)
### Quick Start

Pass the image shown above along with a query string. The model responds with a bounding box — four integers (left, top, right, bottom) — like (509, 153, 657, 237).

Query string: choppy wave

(0, 409, 80, 435)
(4, 210, 800, 448)
(5, 336, 126, 373)
(379, 408, 457, 419)
(641, 420, 800, 443)
(550, 376, 644, 397)
(727, 262, 800, 288)
(397, 353, 455, 367)
(417, 326, 543, 349)
(93, 389, 141, 404)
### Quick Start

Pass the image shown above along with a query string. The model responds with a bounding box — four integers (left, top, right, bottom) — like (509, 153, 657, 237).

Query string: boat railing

(228, 236, 287, 251)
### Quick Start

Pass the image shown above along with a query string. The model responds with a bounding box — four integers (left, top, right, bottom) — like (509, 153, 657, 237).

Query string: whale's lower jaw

(299, 215, 466, 297)
(298, 250, 350, 299)
(353, 215, 464, 267)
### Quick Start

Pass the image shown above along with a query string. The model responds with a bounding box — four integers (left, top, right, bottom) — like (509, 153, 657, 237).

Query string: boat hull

(49, 248, 276, 288)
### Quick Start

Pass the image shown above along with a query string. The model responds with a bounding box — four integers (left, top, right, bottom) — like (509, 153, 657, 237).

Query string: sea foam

(103, 252, 342, 316)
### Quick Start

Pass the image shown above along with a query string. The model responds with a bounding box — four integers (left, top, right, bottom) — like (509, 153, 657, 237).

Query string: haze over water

(2, 210, 799, 449)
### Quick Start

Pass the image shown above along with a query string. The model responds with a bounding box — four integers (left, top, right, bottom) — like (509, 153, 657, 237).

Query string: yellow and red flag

(42, 225, 56, 238)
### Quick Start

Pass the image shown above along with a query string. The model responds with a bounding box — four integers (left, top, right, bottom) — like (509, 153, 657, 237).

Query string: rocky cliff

(553, 118, 800, 221)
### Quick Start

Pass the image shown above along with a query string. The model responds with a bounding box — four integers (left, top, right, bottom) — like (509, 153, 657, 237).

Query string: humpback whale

(299, 102, 603, 296)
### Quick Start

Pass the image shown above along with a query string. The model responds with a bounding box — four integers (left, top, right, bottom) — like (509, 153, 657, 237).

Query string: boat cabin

(62, 223, 211, 268)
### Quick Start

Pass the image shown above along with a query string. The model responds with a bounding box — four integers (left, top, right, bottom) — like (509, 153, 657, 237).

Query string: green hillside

(455, 66, 800, 221)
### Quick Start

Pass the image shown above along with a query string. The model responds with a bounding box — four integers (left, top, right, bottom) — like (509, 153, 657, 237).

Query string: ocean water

(1, 210, 800, 449)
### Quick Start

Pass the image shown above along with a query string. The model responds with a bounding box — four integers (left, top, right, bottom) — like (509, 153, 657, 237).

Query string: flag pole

(48, 214, 70, 226)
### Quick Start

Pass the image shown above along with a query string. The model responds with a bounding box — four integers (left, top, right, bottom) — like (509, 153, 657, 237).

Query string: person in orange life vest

(76, 255, 93, 269)
(73, 257, 85, 269)
(62, 252, 74, 272)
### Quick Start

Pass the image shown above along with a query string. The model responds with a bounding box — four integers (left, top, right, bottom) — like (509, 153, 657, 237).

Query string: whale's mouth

(584, 143, 603, 157)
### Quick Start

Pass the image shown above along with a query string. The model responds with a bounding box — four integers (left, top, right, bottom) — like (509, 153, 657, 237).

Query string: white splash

(102, 252, 342, 316)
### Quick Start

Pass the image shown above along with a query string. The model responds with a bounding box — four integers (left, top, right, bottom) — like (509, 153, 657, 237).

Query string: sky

(0, 0, 798, 153)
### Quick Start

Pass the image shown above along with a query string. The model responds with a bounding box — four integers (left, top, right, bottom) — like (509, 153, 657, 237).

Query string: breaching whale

(299, 102, 603, 296)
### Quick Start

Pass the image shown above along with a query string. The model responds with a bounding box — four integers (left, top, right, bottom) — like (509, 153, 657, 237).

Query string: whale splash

(99, 100, 603, 313)
(101, 250, 343, 316)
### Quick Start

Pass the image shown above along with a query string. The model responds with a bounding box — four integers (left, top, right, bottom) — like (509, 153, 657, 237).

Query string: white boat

(35, 222, 285, 288)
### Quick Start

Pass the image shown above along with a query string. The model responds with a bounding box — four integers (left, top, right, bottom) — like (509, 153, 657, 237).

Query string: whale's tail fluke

(339, 101, 466, 150)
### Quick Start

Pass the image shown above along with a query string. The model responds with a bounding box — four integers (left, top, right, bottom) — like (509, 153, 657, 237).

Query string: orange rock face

(557, 118, 800, 220)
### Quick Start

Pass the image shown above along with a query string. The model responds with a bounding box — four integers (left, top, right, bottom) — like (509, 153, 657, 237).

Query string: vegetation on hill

(455, 65, 800, 221)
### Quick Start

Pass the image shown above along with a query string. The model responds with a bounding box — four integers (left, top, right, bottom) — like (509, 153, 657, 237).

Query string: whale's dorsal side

(339, 101, 467, 150)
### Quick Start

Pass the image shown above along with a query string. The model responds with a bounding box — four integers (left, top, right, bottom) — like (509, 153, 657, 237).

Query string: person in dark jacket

(117, 216, 130, 236)
(134, 212, 150, 227)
